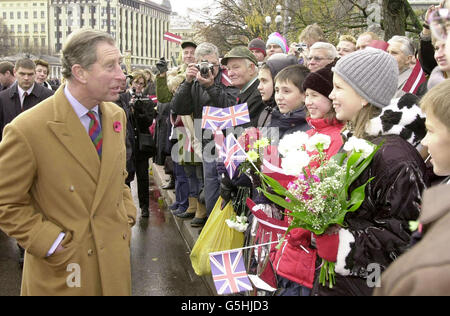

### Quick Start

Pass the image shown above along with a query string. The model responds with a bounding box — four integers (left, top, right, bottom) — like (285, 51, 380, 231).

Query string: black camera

(195, 60, 214, 78)
(295, 43, 308, 53)
(131, 88, 152, 110)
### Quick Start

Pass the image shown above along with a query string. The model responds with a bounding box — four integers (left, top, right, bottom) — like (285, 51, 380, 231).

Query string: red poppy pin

(113, 121, 122, 133)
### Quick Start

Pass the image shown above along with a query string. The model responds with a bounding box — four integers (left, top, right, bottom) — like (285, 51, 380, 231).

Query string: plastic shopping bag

(190, 197, 245, 276)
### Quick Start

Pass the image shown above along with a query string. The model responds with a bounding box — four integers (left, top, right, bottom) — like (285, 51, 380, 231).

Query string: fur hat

(366, 94, 426, 147)
(302, 63, 334, 99)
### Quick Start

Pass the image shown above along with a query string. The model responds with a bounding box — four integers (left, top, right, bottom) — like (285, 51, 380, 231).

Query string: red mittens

(314, 232, 339, 262)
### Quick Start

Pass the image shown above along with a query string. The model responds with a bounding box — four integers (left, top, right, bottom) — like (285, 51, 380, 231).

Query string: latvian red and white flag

(221, 69, 232, 87)
(402, 61, 427, 95)
(163, 32, 182, 44)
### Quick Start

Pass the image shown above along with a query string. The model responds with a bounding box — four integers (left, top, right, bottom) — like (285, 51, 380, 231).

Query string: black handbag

(138, 133, 155, 152)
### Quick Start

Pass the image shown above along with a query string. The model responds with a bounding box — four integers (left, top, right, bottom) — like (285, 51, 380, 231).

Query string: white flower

(306, 134, 331, 152)
(278, 131, 309, 157)
(281, 150, 311, 176)
(343, 137, 375, 159)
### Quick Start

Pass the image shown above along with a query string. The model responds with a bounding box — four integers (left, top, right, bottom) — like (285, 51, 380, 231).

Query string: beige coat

(374, 184, 450, 296)
(0, 86, 137, 296)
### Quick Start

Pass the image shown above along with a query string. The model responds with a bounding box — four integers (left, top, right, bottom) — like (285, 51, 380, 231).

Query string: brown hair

(61, 28, 115, 79)
(299, 23, 326, 44)
(14, 58, 36, 71)
(34, 59, 49, 72)
(420, 79, 450, 132)
(0, 61, 14, 74)
(274, 64, 310, 94)
(131, 71, 147, 87)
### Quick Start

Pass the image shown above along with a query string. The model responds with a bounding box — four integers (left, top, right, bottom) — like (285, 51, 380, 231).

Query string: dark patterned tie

(87, 111, 102, 158)
(21, 92, 28, 111)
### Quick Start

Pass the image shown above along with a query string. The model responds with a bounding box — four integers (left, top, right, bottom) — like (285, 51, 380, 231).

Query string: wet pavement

(0, 176, 212, 296)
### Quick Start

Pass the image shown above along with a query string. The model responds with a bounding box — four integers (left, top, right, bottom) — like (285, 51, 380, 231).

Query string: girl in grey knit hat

(311, 48, 428, 296)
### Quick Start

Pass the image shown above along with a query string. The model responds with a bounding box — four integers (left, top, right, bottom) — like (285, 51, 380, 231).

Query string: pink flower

(113, 121, 122, 133)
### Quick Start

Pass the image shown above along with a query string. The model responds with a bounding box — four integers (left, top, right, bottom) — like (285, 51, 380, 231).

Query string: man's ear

(71, 64, 87, 84)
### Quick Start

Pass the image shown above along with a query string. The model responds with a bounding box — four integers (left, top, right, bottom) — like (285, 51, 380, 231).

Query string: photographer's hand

(185, 64, 199, 83)
(197, 69, 214, 88)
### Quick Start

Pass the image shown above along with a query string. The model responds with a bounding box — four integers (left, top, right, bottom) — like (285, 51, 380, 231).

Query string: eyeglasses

(429, 8, 450, 41)
(306, 56, 331, 62)
(133, 81, 146, 86)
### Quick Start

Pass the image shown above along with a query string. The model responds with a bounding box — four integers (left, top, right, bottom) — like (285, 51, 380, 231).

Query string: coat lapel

(90, 101, 124, 215)
(47, 86, 101, 182)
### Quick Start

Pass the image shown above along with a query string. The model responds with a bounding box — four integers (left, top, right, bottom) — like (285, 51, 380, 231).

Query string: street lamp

(266, 4, 291, 36)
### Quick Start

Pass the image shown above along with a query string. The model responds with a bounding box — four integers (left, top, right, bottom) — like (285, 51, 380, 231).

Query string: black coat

(268, 106, 309, 144)
(0, 82, 54, 141)
(312, 134, 428, 296)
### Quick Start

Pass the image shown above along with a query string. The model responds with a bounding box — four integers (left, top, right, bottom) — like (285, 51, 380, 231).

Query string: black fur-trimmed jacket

(312, 94, 429, 296)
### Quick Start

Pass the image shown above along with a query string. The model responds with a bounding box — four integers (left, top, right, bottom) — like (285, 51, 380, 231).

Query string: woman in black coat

(311, 48, 429, 296)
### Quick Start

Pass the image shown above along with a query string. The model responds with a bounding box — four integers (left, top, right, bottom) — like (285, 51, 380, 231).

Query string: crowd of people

(0, 0, 449, 296)
(147, 1, 450, 296)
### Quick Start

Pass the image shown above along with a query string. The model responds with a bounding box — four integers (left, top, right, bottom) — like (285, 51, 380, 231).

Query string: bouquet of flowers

(256, 132, 382, 288)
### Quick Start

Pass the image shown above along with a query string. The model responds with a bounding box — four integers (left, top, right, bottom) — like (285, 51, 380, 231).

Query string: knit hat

(333, 47, 399, 109)
(266, 32, 289, 54)
(264, 53, 298, 79)
(248, 38, 266, 57)
(302, 63, 334, 99)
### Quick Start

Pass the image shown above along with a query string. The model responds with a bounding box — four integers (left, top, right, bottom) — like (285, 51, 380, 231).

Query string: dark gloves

(220, 174, 237, 209)
(156, 57, 169, 74)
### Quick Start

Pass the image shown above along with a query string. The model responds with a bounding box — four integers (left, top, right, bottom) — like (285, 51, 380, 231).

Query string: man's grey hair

(194, 42, 220, 61)
(61, 28, 116, 79)
(388, 35, 415, 57)
(310, 42, 338, 60)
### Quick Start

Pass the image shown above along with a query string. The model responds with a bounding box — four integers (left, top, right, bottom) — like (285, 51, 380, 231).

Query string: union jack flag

(209, 249, 253, 295)
(218, 134, 247, 179)
(202, 103, 250, 131)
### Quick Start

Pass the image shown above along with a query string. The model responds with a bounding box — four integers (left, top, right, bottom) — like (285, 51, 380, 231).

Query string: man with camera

(171, 42, 239, 225)
(117, 71, 156, 218)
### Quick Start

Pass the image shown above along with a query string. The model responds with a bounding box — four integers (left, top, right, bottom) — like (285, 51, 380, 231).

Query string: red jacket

(273, 117, 344, 289)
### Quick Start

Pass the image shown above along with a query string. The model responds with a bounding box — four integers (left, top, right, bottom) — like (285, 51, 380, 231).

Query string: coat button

(123, 233, 127, 240)
(87, 249, 94, 256)
(69, 185, 75, 192)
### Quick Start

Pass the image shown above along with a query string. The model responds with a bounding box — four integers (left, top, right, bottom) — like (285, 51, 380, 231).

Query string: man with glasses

(306, 42, 338, 73)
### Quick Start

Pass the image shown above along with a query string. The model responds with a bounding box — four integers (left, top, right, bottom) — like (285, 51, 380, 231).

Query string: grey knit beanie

(333, 47, 399, 109)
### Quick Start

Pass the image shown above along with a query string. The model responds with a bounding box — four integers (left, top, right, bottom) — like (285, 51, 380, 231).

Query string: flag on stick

(209, 249, 253, 295)
(402, 62, 427, 95)
(221, 134, 247, 179)
(202, 103, 250, 131)
(163, 32, 182, 44)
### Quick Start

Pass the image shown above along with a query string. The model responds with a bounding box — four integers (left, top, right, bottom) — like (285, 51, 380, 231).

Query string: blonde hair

(420, 79, 450, 132)
(299, 23, 326, 44)
(348, 105, 382, 139)
(339, 35, 357, 46)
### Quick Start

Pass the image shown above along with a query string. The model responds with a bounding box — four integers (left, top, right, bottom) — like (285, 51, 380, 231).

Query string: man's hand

(185, 63, 199, 83)
(196, 69, 215, 88)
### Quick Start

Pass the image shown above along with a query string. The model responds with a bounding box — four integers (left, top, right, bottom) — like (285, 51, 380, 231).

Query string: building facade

(0, 0, 172, 74)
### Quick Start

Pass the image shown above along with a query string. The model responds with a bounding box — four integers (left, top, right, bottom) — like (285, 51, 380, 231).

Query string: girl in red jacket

(274, 63, 344, 296)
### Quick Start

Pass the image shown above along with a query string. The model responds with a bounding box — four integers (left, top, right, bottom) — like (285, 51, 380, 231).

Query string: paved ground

(0, 168, 213, 296)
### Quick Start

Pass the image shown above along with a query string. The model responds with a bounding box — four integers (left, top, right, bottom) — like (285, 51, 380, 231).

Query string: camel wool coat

(0, 85, 137, 296)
